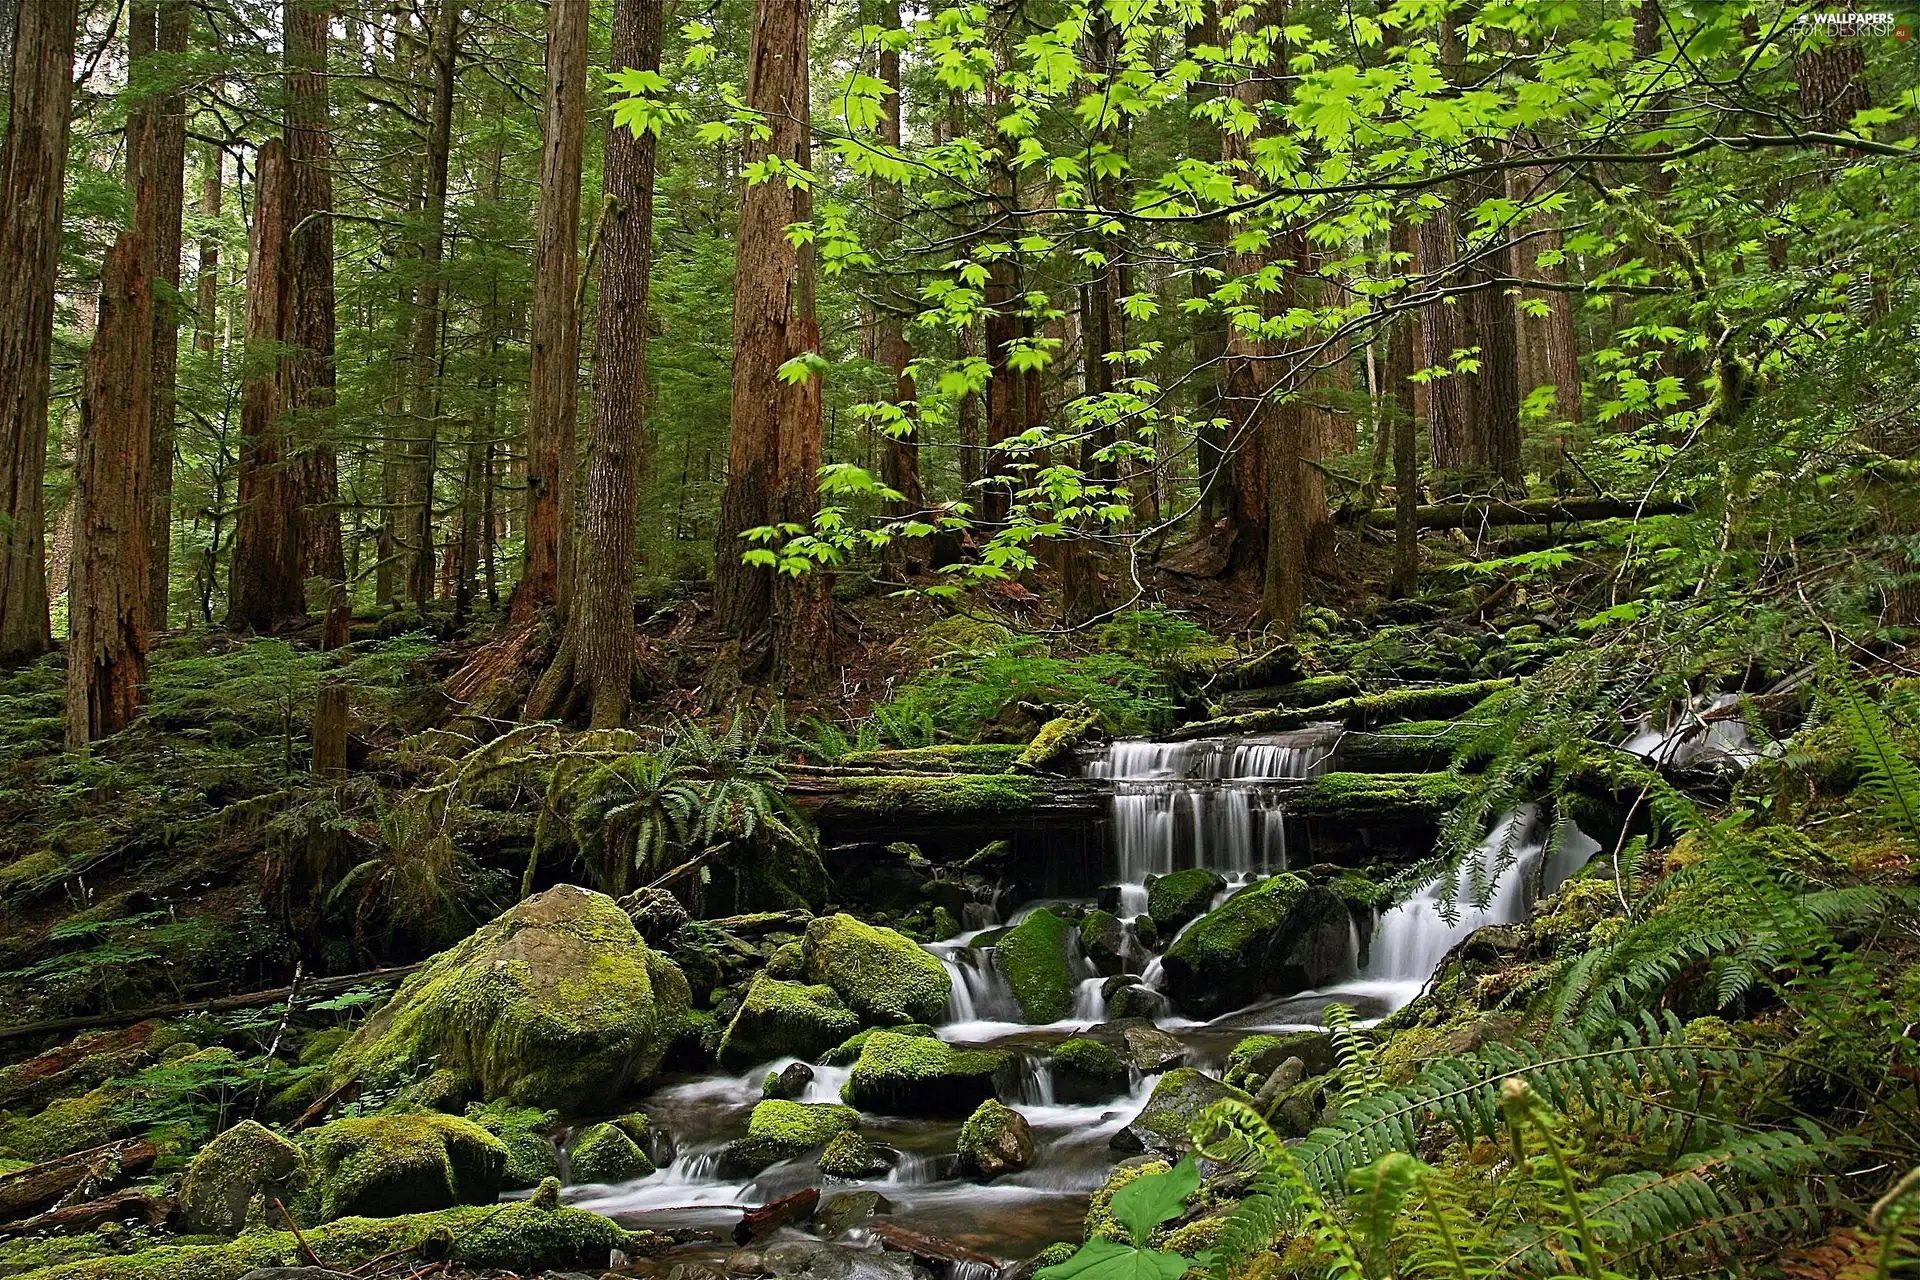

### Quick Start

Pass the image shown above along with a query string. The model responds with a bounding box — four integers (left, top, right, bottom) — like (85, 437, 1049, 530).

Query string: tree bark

(1508, 163, 1582, 440)
(194, 145, 221, 354)
(1388, 220, 1420, 598)
(1463, 158, 1521, 487)
(1416, 207, 1473, 486)
(1187, 9, 1227, 532)
(228, 142, 305, 629)
(69, 116, 158, 749)
(870, 0, 922, 541)
(0, 0, 79, 661)
(516, 0, 589, 622)
(144, 0, 188, 631)
(312, 683, 347, 778)
(403, 1, 461, 606)
(284, 0, 342, 588)
(565, 0, 660, 726)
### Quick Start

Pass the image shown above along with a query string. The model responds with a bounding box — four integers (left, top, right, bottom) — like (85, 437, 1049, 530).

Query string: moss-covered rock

(818, 1023, 936, 1066)
(310, 1113, 507, 1221)
(1014, 708, 1101, 773)
(464, 1100, 559, 1189)
(722, 1100, 860, 1173)
(1221, 1031, 1334, 1093)
(19, 1184, 655, 1280)
(955, 1099, 1033, 1179)
(835, 744, 1026, 774)
(762, 1061, 814, 1100)
(717, 973, 862, 1068)
(842, 1031, 1010, 1117)
(1159, 875, 1352, 1017)
(816, 773, 1047, 819)
(996, 908, 1077, 1023)
(179, 1121, 309, 1234)
(325, 884, 689, 1111)
(1285, 772, 1469, 822)
(1145, 869, 1225, 933)
(567, 1121, 654, 1184)
(1078, 909, 1126, 976)
(817, 1130, 878, 1179)
(1051, 1037, 1130, 1104)
(767, 941, 806, 979)
(800, 914, 951, 1025)
(1114, 1068, 1251, 1158)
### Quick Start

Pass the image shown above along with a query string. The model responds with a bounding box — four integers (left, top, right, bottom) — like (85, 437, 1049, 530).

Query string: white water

(1625, 692, 1759, 768)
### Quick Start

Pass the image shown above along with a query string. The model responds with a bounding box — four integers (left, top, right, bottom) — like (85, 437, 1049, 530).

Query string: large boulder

(311, 1113, 508, 1221)
(842, 1031, 1011, 1117)
(567, 1121, 654, 1184)
(955, 1100, 1033, 1179)
(180, 1121, 310, 1234)
(1146, 869, 1225, 934)
(464, 1101, 560, 1190)
(326, 884, 690, 1111)
(1078, 910, 1127, 977)
(1112, 1068, 1251, 1158)
(996, 908, 1077, 1023)
(722, 1100, 859, 1174)
(718, 974, 861, 1068)
(1051, 1037, 1130, 1104)
(800, 914, 952, 1025)
(1158, 874, 1352, 1016)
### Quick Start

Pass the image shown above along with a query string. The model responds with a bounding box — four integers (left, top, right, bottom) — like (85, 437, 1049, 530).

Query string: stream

(574, 728, 1600, 1269)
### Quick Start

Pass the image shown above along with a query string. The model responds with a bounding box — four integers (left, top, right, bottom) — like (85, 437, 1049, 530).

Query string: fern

(1825, 662, 1920, 841)
(1326, 1002, 1384, 1106)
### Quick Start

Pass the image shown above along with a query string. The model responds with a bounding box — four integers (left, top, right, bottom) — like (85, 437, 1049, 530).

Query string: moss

(1286, 772, 1468, 821)
(766, 941, 805, 979)
(1124, 1068, 1252, 1157)
(842, 1031, 1011, 1117)
(297, 1028, 351, 1066)
(1014, 708, 1101, 773)
(717, 973, 861, 1068)
(817, 1129, 876, 1178)
(0, 1230, 134, 1276)
(0, 1079, 122, 1162)
(724, 1100, 859, 1171)
(1084, 1160, 1172, 1242)
(325, 884, 688, 1111)
(464, 1100, 559, 1190)
(1146, 869, 1224, 932)
(568, 1121, 654, 1184)
(0, 849, 65, 897)
(818, 1022, 935, 1066)
(835, 744, 1026, 774)
(1222, 1035, 1284, 1092)
(1177, 678, 1516, 737)
(800, 913, 952, 1025)
(179, 1120, 309, 1234)
(20, 1189, 651, 1280)
(1078, 909, 1125, 975)
(310, 1112, 508, 1221)
(1339, 720, 1483, 770)
(955, 1099, 1034, 1179)
(996, 908, 1076, 1023)
(1031, 1242, 1078, 1269)
(1051, 1037, 1129, 1103)
(931, 907, 960, 939)
(825, 773, 1045, 818)
(1160, 875, 1350, 1016)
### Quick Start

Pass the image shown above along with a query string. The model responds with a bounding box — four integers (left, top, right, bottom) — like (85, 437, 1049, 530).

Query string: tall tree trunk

(404, 0, 461, 605)
(1186, 8, 1227, 532)
(228, 143, 305, 628)
(145, 0, 188, 631)
(194, 144, 221, 354)
(69, 108, 159, 747)
(1388, 219, 1421, 598)
(562, 0, 660, 727)
(516, 0, 589, 621)
(1463, 160, 1521, 487)
(870, 0, 922, 541)
(1417, 208, 1472, 487)
(1509, 163, 1582, 442)
(285, 0, 342, 589)
(714, 0, 834, 685)
(0, 0, 79, 661)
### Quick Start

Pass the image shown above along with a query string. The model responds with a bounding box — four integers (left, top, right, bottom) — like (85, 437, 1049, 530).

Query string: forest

(1, 0, 1919, 1276)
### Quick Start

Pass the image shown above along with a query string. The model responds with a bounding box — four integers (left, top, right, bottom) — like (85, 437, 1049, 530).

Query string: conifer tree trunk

(1388, 219, 1421, 598)
(228, 142, 305, 629)
(714, 0, 834, 685)
(516, 0, 589, 622)
(145, 0, 188, 631)
(404, 0, 461, 605)
(69, 113, 159, 748)
(1509, 165, 1582, 441)
(1416, 208, 1472, 487)
(285, 0, 342, 589)
(1186, 10, 1227, 531)
(567, 0, 660, 726)
(1464, 162, 1521, 487)
(195, 145, 221, 354)
(0, 0, 79, 661)
(870, 0, 922, 538)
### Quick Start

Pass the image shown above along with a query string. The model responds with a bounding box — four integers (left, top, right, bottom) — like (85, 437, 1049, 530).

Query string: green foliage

(1038, 1158, 1199, 1280)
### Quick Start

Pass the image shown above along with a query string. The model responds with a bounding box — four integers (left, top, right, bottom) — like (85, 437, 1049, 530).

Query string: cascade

(1625, 692, 1760, 768)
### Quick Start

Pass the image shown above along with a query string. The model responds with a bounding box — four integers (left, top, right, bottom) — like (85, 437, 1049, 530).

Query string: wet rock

(818, 1130, 881, 1179)
(1051, 1037, 1130, 1104)
(1159, 875, 1352, 1017)
(618, 888, 689, 944)
(569, 1121, 654, 1184)
(311, 1112, 508, 1221)
(325, 884, 690, 1110)
(763, 1061, 815, 1100)
(1222, 1031, 1334, 1092)
(801, 914, 953, 1026)
(719, 974, 862, 1068)
(465, 1100, 561, 1189)
(1096, 884, 1124, 914)
(1113, 1068, 1251, 1158)
(1265, 1071, 1333, 1140)
(818, 1023, 937, 1067)
(726, 1250, 771, 1277)
(1146, 868, 1225, 934)
(996, 908, 1077, 1022)
(1078, 910, 1127, 977)
(1443, 1013, 1520, 1055)
(722, 1100, 859, 1175)
(955, 1100, 1033, 1179)
(764, 1241, 852, 1280)
(767, 942, 806, 979)
(180, 1120, 310, 1234)
(237, 1270, 351, 1280)
(842, 1031, 1011, 1117)
(1105, 984, 1168, 1021)
(817, 1189, 893, 1235)
(1461, 924, 1528, 964)
(1090, 1019, 1187, 1072)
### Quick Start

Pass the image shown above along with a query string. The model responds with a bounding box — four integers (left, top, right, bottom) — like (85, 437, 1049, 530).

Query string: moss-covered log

(1168, 678, 1513, 740)
(1360, 496, 1689, 530)
(1284, 772, 1469, 822)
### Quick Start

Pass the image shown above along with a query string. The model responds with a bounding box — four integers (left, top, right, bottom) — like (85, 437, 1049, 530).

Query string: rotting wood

(0, 965, 419, 1043)
(870, 1222, 1002, 1267)
(1360, 496, 1690, 531)
(0, 1188, 171, 1238)
(0, 1139, 157, 1223)
(732, 1188, 818, 1245)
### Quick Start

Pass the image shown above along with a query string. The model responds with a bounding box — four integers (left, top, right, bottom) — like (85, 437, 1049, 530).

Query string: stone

(310, 1113, 508, 1221)
(800, 914, 952, 1026)
(818, 1023, 937, 1067)
(841, 1031, 1011, 1117)
(464, 1101, 561, 1190)
(817, 1190, 892, 1235)
(762, 1061, 815, 1100)
(817, 1130, 880, 1179)
(718, 974, 862, 1068)
(618, 888, 689, 945)
(1078, 910, 1127, 977)
(1113, 1068, 1251, 1158)
(1091, 1019, 1187, 1072)
(954, 1100, 1033, 1179)
(180, 1121, 310, 1235)
(1221, 1032, 1335, 1092)
(325, 884, 690, 1111)
(569, 1122, 654, 1184)
(1145, 869, 1225, 934)
(1158, 874, 1353, 1017)
(995, 908, 1076, 1023)
(721, 1100, 859, 1174)
(1050, 1037, 1129, 1104)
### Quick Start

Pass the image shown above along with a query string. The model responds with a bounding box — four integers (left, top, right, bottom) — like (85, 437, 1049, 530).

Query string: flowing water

(579, 727, 1608, 1266)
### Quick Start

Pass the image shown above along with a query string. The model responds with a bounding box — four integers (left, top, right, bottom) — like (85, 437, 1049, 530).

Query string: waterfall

(1624, 693, 1759, 769)
(1086, 728, 1339, 896)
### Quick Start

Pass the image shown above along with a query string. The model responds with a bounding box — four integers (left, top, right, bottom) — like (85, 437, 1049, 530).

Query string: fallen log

(871, 1222, 1002, 1268)
(0, 966, 420, 1044)
(1168, 678, 1514, 741)
(0, 1139, 157, 1222)
(1360, 495, 1690, 531)
(0, 1188, 171, 1238)
(0, 1021, 159, 1111)
(289, 1072, 360, 1134)
(733, 1188, 819, 1245)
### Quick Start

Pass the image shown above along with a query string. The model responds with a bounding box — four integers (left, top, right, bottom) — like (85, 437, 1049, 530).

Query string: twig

(276, 1198, 324, 1268)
